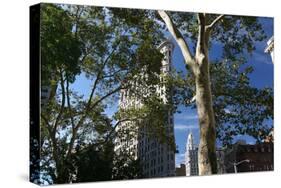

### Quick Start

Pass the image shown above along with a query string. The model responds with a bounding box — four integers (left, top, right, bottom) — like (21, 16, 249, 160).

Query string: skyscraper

(114, 40, 176, 178)
(264, 36, 274, 63)
(185, 132, 199, 176)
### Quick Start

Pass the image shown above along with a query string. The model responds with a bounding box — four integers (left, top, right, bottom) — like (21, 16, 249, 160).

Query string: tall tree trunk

(49, 133, 70, 184)
(194, 13, 217, 175)
(194, 58, 217, 175)
(55, 164, 71, 184)
(158, 10, 219, 175)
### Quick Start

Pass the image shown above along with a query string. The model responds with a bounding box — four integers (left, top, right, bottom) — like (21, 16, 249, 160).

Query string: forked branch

(206, 14, 224, 31)
(157, 10, 195, 66)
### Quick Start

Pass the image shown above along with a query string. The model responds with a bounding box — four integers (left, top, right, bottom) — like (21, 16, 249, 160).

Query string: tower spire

(185, 129, 199, 176)
(187, 131, 194, 150)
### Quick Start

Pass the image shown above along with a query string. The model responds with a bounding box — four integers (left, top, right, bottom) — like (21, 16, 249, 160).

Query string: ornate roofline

(158, 39, 175, 51)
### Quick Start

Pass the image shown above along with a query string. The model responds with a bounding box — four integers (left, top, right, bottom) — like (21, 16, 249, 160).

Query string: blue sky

(70, 17, 273, 167)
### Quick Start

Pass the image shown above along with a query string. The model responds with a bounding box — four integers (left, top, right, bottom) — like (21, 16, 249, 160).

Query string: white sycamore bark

(158, 10, 224, 175)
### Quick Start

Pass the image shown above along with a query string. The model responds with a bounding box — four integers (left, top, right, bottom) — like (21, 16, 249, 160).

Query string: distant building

(185, 132, 199, 176)
(264, 36, 274, 63)
(184, 133, 274, 175)
(41, 86, 51, 106)
(176, 164, 186, 176)
(184, 132, 228, 175)
(224, 141, 274, 173)
(114, 40, 176, 178)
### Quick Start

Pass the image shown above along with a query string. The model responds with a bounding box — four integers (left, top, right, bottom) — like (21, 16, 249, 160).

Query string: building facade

(185, 132, 199, 176)
(114, 40, 176, 178)
(224, 142, 274, 173)
(184, 132, 226, 175)
(176, 164, 186, 176)
(184, 133, 273, 175)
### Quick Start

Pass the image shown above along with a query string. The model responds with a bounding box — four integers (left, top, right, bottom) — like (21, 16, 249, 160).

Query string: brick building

(224, 142, 273, 173)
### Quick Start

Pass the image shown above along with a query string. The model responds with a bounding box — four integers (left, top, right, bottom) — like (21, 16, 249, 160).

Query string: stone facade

(114, 40, 176, 178)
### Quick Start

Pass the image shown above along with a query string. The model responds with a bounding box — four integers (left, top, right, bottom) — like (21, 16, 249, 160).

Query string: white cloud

(224, 108, 232, 114)
(175, 114, 198, 121)
(174, 124, 198, 131)
(223, 108, 239, 115)
(248, 141, 255, 145)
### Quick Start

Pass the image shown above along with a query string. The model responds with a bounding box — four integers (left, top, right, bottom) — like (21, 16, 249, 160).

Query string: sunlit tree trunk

(158, 11, 218, 175)
(193, 13, 217, 175)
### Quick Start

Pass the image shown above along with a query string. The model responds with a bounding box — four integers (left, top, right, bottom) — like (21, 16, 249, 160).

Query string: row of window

(141, 152, 174, 163)
(144, 163, 175, 177)
(249, 164, 273, 171)
(241, 147, 272, 153)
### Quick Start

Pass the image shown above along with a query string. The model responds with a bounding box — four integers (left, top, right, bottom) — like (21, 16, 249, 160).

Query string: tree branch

(73, 6, 85, 39)
(66, 85, 123, 158)
(157, 10, 195, 66)
(92, 86, 123, 110)
(101, 69, 127, 80)
(65, 72, 101, 158)
(53, 69, 66, 134)
(66, 75, 76, 133)
(206, 14, 224, 31)
(65, 40, 123, 158)
(41, 113, 53, 137)
(196, 13, 207, 60)
(96, 118, 138, 145)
